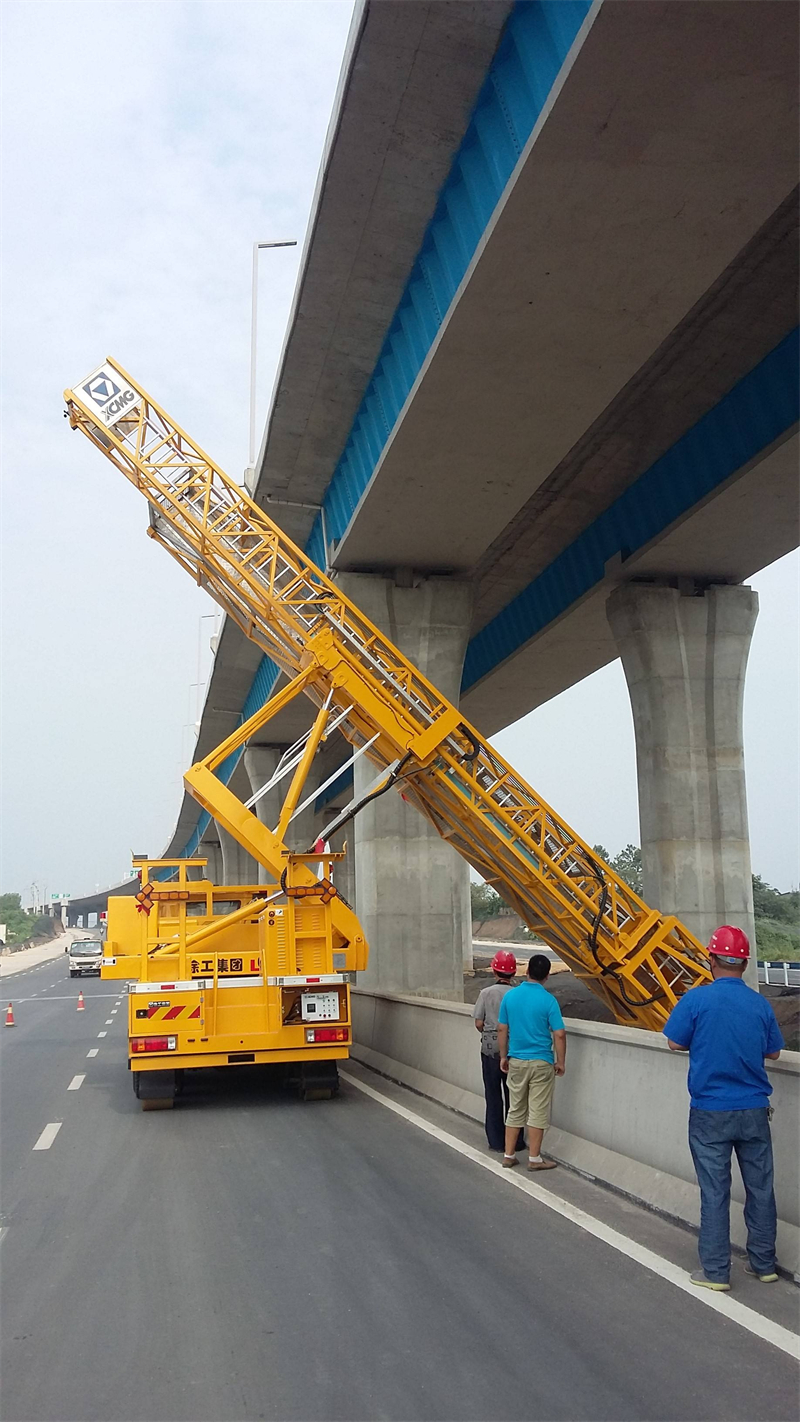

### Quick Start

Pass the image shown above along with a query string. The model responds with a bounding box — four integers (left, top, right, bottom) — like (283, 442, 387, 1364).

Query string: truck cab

(69, 939, 103, 977)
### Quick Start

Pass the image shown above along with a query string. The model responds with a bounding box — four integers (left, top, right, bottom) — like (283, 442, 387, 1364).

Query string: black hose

(581, 852, 664, 1008)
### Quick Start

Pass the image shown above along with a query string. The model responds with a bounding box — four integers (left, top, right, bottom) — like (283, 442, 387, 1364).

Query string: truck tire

(297, 1061, 339, 1102)
(134, 1069, 177, 1110)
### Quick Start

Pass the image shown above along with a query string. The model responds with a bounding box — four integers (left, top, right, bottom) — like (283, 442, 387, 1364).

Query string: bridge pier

(244, 746, 284, 886)
(215, 823, 259, 887)
(336, 573, 473, 1000)
(607, 582, 759, 988)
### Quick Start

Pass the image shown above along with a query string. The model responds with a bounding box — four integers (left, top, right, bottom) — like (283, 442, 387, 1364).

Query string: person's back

(675, 978, 782, 1110)
(474, 980, 514, 1057)
(500, 979, 562, 1062)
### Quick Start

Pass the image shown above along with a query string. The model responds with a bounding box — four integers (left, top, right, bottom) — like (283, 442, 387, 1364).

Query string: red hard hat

(707, 925, 750, 959)
(491, 950, 517, 976)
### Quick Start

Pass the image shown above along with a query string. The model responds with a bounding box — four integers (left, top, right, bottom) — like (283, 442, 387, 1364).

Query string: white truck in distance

(68, 940, 103, 977)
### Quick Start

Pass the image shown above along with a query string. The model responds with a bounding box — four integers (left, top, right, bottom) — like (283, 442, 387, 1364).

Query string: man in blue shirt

(664, 925, 783, 1291)
(498, 953, 566, 1171)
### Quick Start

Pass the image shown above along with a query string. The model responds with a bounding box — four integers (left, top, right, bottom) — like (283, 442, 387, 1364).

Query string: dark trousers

(481, 1053, 524, 1151)
(688, 1107, 777, 1282)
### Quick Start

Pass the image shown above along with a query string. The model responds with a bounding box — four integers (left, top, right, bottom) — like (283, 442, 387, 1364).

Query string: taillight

(131, 1036, 177, 1053)
(305, 1027, 347, 1044)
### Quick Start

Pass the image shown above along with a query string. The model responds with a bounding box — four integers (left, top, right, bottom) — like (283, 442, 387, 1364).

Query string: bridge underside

(167, 2, 797, 946)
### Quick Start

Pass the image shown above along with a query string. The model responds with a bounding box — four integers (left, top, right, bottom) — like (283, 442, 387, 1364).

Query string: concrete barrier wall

(351, 988, 800, 1278)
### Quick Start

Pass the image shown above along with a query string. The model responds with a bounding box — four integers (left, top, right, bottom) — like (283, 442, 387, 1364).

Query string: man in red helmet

(473, 950, 525, 1154)
(664, 925, 784, 1291)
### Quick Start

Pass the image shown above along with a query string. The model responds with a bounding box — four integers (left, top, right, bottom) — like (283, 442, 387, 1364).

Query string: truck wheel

(297, 1061, 339, 1101)
(135, 1069, 177, 1110)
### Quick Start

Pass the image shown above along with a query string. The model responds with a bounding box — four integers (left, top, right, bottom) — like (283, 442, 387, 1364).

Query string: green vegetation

(0, 893, 52, 947)
(471, 860, 799, 962)
(470, 882, 506, 920)
(592, 844, 643, 895)
(751, 877, 799, 961)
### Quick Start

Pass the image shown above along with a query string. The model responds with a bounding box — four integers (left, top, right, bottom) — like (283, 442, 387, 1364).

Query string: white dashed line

(105, 1019, 113, 1025)
(87, 1048, 99, 1057)
(32, 1123, 62, 1151)
(67, 1075, 85, 1091)
(97, 1031, 107, 1038)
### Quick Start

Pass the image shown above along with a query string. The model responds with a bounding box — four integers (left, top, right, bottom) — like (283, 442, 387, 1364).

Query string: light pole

(247, 239, 297, 481)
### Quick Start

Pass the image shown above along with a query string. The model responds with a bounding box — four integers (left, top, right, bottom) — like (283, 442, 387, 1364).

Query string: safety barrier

(351, 988, 799, 1278)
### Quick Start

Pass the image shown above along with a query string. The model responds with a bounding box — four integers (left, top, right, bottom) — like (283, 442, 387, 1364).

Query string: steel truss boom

(65, 358, 711, 1029)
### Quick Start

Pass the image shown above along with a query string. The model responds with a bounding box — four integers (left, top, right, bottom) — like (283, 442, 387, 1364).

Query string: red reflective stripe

(146, 1006, 159, 1018)
(163, 1006, 184, 1020)
(189, 1006, 201, 1019)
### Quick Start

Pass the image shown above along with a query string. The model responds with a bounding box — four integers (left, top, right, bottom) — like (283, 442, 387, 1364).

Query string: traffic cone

(77, 990, 85, 1012)
(5, 1002, 15, 1027)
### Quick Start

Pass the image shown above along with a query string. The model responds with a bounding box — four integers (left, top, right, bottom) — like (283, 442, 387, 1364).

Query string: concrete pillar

(607, 583, 758, 988)
(243, 746, 284, 885)
(198, 839, 223, 884)
(335, 573, 473, 1000)
(215, 823, 259, 886)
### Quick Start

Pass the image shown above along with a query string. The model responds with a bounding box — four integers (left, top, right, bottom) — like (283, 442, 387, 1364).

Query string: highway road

(2, 955, 798, 1422)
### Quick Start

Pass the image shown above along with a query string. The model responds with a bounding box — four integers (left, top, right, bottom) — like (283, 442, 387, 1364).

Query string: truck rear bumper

(129, 1045, 350, 1072)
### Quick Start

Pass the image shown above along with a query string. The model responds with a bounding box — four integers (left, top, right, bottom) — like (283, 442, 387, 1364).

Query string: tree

(591, 844, 643, 895)
(470, 883, 505, 920)
(751, 875, 799, 926)
(0, 893, 46, 946)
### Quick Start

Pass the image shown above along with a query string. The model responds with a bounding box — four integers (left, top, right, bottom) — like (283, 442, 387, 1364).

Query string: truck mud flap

(134, 1068, 178, 1110)
(288, 1061, 340, 1102)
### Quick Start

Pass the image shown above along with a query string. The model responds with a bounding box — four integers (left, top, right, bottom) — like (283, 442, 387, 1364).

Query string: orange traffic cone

(5, 1002, 15, 1027)
(77, 990, 85, 1012)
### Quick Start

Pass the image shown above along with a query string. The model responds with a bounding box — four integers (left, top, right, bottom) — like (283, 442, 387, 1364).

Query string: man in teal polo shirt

(498, 953, 566, 1170)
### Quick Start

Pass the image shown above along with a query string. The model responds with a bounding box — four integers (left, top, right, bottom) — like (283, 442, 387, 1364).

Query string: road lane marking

(32, 1123, 62, 1151)
(105, 1019, 113, 1024)
(97, 1031, 107, 1038)
(67, 1075, 85, 1091)
(341, 1071, 800, 1362)
(87, 1049, 99, 1057)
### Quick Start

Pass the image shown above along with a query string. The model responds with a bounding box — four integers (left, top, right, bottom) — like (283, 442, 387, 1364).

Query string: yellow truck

(102, 850, 366, 1107)
(67, 358, 713, 1111)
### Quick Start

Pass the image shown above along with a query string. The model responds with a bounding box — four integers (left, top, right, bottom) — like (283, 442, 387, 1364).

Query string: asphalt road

(2, 956, 798, 1422)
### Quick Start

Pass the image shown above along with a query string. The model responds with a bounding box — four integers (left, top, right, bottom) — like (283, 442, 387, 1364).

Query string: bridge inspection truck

(65, 358, 713, 1109)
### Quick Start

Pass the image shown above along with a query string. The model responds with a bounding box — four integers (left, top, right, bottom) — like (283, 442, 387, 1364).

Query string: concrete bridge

(165, 0, 799, 998)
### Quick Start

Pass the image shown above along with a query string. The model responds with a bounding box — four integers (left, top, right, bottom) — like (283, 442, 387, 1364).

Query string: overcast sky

(1, 1, 797, 906)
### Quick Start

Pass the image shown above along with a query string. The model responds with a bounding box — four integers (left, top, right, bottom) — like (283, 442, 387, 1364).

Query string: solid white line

(67, 1074, 85, 1091)
(340, 1071, 800, 1362)
(97, 1031, 107, 1038)
(32, 1122, 62, 1151)
(87, 1048, 99, 1057)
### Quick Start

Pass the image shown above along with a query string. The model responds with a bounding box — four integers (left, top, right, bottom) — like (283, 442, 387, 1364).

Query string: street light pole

(247, 239, 297, 481)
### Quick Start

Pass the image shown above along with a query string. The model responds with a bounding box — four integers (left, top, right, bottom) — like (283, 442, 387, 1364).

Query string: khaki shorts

(505, 1058, 555, 1129)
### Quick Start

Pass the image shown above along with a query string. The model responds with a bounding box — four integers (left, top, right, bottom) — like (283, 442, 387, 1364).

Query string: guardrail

(759, 961, 800, 987)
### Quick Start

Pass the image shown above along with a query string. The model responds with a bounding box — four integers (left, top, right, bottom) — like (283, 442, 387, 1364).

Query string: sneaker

(690, 1270, 730, 1291)
(744, 1263, 779, 1282)
(502, 1154, 518, 1168)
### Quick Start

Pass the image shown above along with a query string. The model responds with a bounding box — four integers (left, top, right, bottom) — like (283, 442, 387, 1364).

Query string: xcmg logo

(83, 371, 120, 407)
(78, 364, 141, 427)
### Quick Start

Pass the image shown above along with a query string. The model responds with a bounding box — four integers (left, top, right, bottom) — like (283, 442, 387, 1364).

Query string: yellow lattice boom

(65, 358, 712, 1029)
